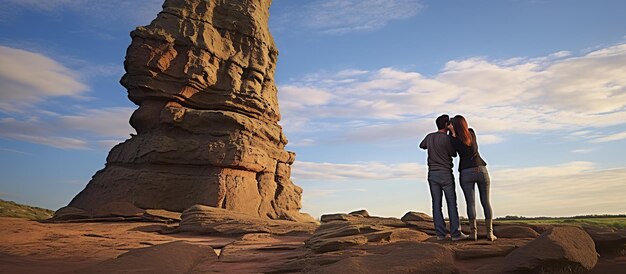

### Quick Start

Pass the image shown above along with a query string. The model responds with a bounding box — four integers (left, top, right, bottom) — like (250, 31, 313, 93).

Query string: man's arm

(419, 135, 428, 150)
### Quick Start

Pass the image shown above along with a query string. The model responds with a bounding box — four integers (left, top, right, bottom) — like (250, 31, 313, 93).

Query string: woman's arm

(448, 123, 456, 137)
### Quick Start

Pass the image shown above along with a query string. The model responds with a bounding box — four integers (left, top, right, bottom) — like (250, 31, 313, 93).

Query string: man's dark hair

(436, 114, 450, 130)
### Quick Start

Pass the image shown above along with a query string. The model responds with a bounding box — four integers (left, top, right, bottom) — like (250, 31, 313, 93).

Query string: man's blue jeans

(428, 170, 462, 237)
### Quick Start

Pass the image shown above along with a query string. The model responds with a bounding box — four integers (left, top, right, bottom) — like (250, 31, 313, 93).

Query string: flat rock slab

(0, 218, 224, 273)
(310, 242, 459, 274)
(450, 239, 532, 260)
(74, 241, 217, 273)
(176, 205, 317, 236)
(215, 233, 310, 273)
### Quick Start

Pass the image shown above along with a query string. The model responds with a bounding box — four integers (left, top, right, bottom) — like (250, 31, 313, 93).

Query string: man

(420, 114, 468, 241)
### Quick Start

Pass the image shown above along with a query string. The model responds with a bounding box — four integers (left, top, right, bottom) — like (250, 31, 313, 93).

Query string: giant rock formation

(68, 0, 312, 222)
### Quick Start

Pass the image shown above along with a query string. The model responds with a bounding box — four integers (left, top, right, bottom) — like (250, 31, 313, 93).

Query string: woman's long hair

(452, 115, 472, 146)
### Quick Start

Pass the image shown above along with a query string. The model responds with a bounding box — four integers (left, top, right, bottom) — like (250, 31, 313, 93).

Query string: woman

(448, 115, 497, 241)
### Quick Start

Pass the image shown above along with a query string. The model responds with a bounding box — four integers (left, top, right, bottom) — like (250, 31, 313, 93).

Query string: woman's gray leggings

(460, 166, 493, 220)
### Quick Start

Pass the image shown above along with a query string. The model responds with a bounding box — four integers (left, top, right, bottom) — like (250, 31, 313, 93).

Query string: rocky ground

(1, 205, 625, 273)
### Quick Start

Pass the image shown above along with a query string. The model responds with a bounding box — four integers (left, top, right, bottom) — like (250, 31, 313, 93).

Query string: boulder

(497, 226, 598, 273)
(401, 211, 433, 222)
(64, 0, 312, 222)
(494, 225, 540, 239)
(349, 209, 370, 217)
(49, 206, 91, 221)
(583, 226, 626, 255)
(91, 202, 145, 218)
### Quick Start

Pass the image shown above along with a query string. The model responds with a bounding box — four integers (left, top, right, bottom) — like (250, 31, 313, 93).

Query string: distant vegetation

(0, 199, 54, 220)
(497, 214, 626, 229)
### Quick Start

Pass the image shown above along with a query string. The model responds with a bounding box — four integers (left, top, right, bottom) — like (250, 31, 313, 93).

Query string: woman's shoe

(469, 220, 477, 241)
(486, 219, 497, 241)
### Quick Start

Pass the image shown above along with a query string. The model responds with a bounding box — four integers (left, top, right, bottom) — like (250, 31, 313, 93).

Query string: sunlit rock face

(68, 0, 313, 222)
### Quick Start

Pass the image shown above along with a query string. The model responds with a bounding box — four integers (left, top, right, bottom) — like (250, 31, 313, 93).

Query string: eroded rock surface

(175, 205, 317, 236)
(583, 226, 626, 255)
(74, 241, 218, 274)
(2, 215, 622, 273)
(65, 0, 311, 222)
(481, 226, 599, 273)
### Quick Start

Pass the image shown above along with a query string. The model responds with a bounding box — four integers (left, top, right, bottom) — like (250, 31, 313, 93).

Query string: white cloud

(478, 135, 504, 145)
(59, 107, 134, 137)
(0, 46, 88, 112)
(571, 148, 595, 154)
(275, 0, 422, 34)
(295, 160, 626, 217)
(491, 162, 626, 216)
(278, 43, 626, 145)
(590, 131, 626, 143)
(292, 161, 425, 181)
(0, 45, 135, 150)
(0, 107, 134, 150)
(7, 134, 88, 150)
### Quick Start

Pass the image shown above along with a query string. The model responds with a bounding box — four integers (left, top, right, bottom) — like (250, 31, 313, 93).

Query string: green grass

(498, 217, 626, 230)
(0, 199, 54, 220)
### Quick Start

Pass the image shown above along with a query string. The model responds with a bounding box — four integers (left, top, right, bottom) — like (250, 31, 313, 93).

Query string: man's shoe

(436, 235, 446, 241)
(451, 232, 469, 241)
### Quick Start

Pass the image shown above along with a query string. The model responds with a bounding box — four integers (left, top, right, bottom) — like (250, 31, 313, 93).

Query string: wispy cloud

(571, 148, 595, 154)
(0, 107, 134, 150)
(278, 43, 626, 145)
(491, 162, 626, 216)
(0, 46, 88, 113)
(0, 147, 30, 155)
(0, 0, 163, 25)
(0, 45, 134, 150)
(590, 131, 626, 143)
(274, 0, 422, 34)
(292, 161, 425, 181)
(295, 160, 626, 217)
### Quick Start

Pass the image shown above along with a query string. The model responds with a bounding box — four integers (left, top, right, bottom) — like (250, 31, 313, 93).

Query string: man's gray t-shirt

(420, 132, 456, 171)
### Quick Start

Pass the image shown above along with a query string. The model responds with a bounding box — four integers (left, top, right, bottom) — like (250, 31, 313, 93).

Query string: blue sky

(1, 0, 625, 218)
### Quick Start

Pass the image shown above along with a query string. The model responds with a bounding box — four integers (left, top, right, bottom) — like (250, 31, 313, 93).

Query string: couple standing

(419, 114, 496, 241)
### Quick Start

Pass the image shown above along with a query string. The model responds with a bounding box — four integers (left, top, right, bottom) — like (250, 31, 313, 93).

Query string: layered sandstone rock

(175, 205, 317, 235)
(66, 0, 312, 222)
